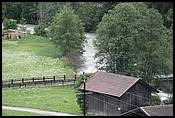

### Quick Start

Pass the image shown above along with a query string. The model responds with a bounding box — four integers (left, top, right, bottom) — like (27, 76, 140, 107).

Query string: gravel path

(2, 106, 78, 116)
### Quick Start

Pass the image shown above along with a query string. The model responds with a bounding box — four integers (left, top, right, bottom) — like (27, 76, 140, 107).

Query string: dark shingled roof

(79, 71, 158, 97)
(140, 104, 173, 116)
(120, 104, 173, 116)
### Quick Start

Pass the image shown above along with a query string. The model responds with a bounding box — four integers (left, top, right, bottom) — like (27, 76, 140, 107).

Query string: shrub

(3, 18, 17, 30)
(145, 95, 161, 106)
(34, 23, 47, 37)
(75, 73, 91, 114)
(64, 52, 85, 73)
(19, 18, 27, 25)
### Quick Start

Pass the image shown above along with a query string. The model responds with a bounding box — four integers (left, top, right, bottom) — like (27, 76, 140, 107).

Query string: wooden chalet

(79, 71, 159, 116)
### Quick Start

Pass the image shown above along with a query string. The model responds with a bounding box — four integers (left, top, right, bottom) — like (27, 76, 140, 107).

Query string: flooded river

(77, 33, 98, 74)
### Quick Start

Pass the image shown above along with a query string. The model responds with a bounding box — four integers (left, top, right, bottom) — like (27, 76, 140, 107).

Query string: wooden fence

(2, 74, 77, 88)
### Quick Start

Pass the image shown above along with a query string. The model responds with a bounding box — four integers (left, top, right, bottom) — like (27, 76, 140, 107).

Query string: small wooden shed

(2, 29, 27, 40)
(79, 71, 158, 116)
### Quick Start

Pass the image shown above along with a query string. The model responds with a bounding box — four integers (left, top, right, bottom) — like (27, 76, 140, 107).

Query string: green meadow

(2, 86, 81, 115)
(2, 35, 74, 81)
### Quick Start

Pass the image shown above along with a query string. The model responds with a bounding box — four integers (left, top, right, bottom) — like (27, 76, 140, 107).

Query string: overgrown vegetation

(34, 23, 47, 37)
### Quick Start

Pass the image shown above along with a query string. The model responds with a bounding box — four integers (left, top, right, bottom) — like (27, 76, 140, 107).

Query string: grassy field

(2, 110, 45, 116)
(2, 35, 81, 115)
(2, 35, 74, 80)
(2, 85, 81, 115)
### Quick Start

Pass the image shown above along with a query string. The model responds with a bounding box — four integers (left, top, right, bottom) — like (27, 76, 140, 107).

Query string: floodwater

(157, 90, 173, 102)
(17, 24, 36, 34)
(77, 33, 98, 74)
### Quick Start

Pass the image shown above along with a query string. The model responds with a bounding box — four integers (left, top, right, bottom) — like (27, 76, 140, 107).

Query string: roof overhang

(138, 79, 159, 93)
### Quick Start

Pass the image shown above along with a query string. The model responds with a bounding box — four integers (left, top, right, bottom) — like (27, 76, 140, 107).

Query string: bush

(64, 52, 85, 73)
(74, 73, 91, 88)
(75, 73, 91, 114)
(3, 18, 17, 30)
(34, 23, 47, 37)
(19, 18, 27, 25)
(145, 95, 161, 106)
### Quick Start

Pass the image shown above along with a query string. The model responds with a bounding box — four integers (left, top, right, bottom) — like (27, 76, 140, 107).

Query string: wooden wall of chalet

(120, 80, 152, 113)
(85, 80, 152, 116)
(86, 92, 121, 116)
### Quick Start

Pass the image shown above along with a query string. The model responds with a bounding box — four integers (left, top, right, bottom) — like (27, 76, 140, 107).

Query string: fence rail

(2, 74, 77, 88)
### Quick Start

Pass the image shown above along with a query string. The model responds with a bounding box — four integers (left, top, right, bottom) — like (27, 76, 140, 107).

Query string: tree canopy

(48, 6, 86, 72)
(95, 2, 172, 84)
(48, 6, 85, 56)
(2, 2, 173, 32)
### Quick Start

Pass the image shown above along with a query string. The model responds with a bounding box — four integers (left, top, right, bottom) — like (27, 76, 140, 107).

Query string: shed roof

(120, 104, 173, 116)
(140, 104, 173, 116)
(79, 71, 158, 97)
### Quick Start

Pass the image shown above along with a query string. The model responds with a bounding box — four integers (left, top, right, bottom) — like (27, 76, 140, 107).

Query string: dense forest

(2, 2, 173, 31)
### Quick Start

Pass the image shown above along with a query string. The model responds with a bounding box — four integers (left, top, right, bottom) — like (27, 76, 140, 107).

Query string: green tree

(37, 2, 69, 27)
(2, 2, 21, 21)
(2, 2, 38, 24)
(34, 23, 47, 37)
(48, 6, 86, 71)
(48, 5, 85, 56)
(95, 2, 172, 84)
(144, 2, 173, 29)
(73, 2, 105, 32)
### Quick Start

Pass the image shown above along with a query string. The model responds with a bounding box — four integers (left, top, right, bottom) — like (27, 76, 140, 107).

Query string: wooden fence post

(74, 74, 77, 85)
(64, 75, 66, 80)
(33, 77, 34, 83)
(11, 79, 13, 84)
(53, 76, 55, 83)
(22, 78, 24, 84)
(43, 77, 46, 85)
(75, 74, 77, 80)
